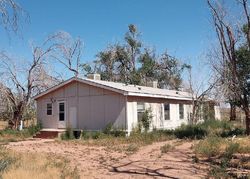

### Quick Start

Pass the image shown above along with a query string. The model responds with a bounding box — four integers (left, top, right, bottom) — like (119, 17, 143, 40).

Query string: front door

(58, 101, 66, 128)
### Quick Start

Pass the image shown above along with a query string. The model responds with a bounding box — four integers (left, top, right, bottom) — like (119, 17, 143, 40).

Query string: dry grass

(194, 136, 250, 178)
(0, 121, 7, 130)
(160, 143, 175, 154)
(0, 146, 80, 179)
(58, 132, 174, 154)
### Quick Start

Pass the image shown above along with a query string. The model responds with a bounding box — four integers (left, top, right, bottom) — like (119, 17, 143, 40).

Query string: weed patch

(0, 147, 80, 179)
(160, 144, 175, 154)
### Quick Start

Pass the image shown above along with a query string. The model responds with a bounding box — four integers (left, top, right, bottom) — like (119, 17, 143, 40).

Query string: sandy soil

(6, 139, 209, 179)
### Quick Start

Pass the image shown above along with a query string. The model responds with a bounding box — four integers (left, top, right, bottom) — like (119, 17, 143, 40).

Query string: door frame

(57, 100, 66, 129)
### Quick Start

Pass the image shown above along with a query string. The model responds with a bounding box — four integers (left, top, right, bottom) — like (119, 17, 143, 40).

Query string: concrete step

(33, 131, 59, 139)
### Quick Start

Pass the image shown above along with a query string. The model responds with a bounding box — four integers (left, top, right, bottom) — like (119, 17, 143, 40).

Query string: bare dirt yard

(6, 139, 209, 179)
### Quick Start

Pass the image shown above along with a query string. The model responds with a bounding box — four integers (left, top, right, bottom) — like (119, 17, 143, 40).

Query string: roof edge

(33, 77, 126, 100)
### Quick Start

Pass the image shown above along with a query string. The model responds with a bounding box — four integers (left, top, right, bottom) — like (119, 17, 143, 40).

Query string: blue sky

(0, 0, 215, 77)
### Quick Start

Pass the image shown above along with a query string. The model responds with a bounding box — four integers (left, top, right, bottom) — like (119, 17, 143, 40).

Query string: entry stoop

(33, 129, 66, 139)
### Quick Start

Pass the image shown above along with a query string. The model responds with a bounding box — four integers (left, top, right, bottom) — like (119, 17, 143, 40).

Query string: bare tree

(0, 31, 83, 129)
(0, 40, 56, 129)
(207, 0, 250, 135)
(187, 66, 218, 123)
(0, 0, 28, 34)
(50, 31, 83, 77)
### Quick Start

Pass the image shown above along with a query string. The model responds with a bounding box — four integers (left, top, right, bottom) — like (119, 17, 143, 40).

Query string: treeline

(81, 24, 190, 90)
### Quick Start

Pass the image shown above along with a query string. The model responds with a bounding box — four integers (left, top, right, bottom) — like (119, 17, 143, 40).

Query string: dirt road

(7, 139, 209, 179)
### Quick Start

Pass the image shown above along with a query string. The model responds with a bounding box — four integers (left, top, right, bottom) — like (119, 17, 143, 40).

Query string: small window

(137, 102, 145, 121)
(164, 103, 170, 120)
(47, 103, 52, 115)
(59, 102, 65, 121)
(179, 104, 184, 119)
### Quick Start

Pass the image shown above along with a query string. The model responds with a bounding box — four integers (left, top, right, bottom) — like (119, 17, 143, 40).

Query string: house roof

(34, 77, 193, 101)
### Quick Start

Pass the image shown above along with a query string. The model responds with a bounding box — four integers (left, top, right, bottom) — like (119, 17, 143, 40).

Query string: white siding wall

(214, 105, 221, 120)
(126, 100, 192, 134)
(36, 81, 126, 130)
(126, 101, 137, 133)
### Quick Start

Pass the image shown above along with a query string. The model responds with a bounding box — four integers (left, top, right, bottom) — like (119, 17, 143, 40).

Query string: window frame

(47, 103, 52, 116)
(179, 104, 184, 119)
(58, 102, 65, 121)
(164, 103, 170, 120)
(137, 102, 145, 121)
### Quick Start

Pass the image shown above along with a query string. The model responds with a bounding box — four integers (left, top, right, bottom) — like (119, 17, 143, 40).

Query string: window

(164, 103, 170, 120)
(137, 102, 145, 121)
(59, 102, 65, 121)
(47, 103, 52, 115)
(179, 104, 184, 119)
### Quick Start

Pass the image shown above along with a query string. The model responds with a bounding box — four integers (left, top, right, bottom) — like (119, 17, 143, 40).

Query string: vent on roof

(146, 80, 158, 88)
(138, 87, 141, 90)
(176, 91, 179, 94)
(87, 73, 101, 80)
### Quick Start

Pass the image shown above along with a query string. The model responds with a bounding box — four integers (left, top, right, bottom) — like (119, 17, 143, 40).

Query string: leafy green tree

(138, 48, 157, 85)
(156, 52, 186, 90)
(95, 46, 116, 81)
(81, 24, 187, 90)
(125, 24, 142, 72)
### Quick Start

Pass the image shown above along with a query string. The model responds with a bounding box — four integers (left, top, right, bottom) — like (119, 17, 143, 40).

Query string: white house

(34, 74, 221, 134)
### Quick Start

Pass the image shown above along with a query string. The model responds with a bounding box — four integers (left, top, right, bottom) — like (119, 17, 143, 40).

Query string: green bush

(109, 130, 126, 137)
(223, 142, 240, 159)
(61, 127, 75, 140)
(81, 131, 102, 140)
(0, 123, 42, 138)
(173, 120, 246, 139)
(139, 109, 152, 132)
(103, 123, 113, 135)
(174, 124, 207, 139)
(27, 123, 42, 136)
(194, 136, 224, 158)
(102, 123, 126, 137)
(91, 131, 102, 139)
(221, 128, 246, 137)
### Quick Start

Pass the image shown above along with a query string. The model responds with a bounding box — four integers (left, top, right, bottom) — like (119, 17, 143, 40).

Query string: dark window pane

(179, 104, 184, 119)
(59, 113, 65, 121)
(137, 112, 144, 122)
(47, 103, 52, 115)
(59, 103, 64, 112)
(164, 103, 170, 120)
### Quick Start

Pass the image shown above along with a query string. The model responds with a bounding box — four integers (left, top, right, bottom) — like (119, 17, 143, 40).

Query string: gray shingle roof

(34, 77, 192, 101)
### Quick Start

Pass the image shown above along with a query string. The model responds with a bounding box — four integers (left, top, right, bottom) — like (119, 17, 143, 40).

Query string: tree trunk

(230, 103, 236, 121)
(9, 102, 24, 130)
(243, 107, 250, 135)
(241, 92, 250, 135)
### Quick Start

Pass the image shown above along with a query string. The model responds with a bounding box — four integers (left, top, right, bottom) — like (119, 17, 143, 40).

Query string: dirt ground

(6, 139, 209, 179)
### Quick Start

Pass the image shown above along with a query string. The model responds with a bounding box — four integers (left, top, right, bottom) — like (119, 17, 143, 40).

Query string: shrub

(160, 144, 174, 154)
(91, 131, 102, 139)
(139, 109, 152, 132)
(27, 123, 42, 136)
(194, 136, 224, 158)
(223, 142, 240, 159)
(125, 144, 139, 153)
(61, 127, 75, 140)
(172, 120, 246, 139)
(174, 124, 207, 139)
(109, 130, 126, 137)
(103, 123, 113, 135)
(102, 123, 126, 137)
(0, 148, 15, 173)
(221, 127, 246, 137)
(81, 131, 102, 140)
(81, 130, 91, 140)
